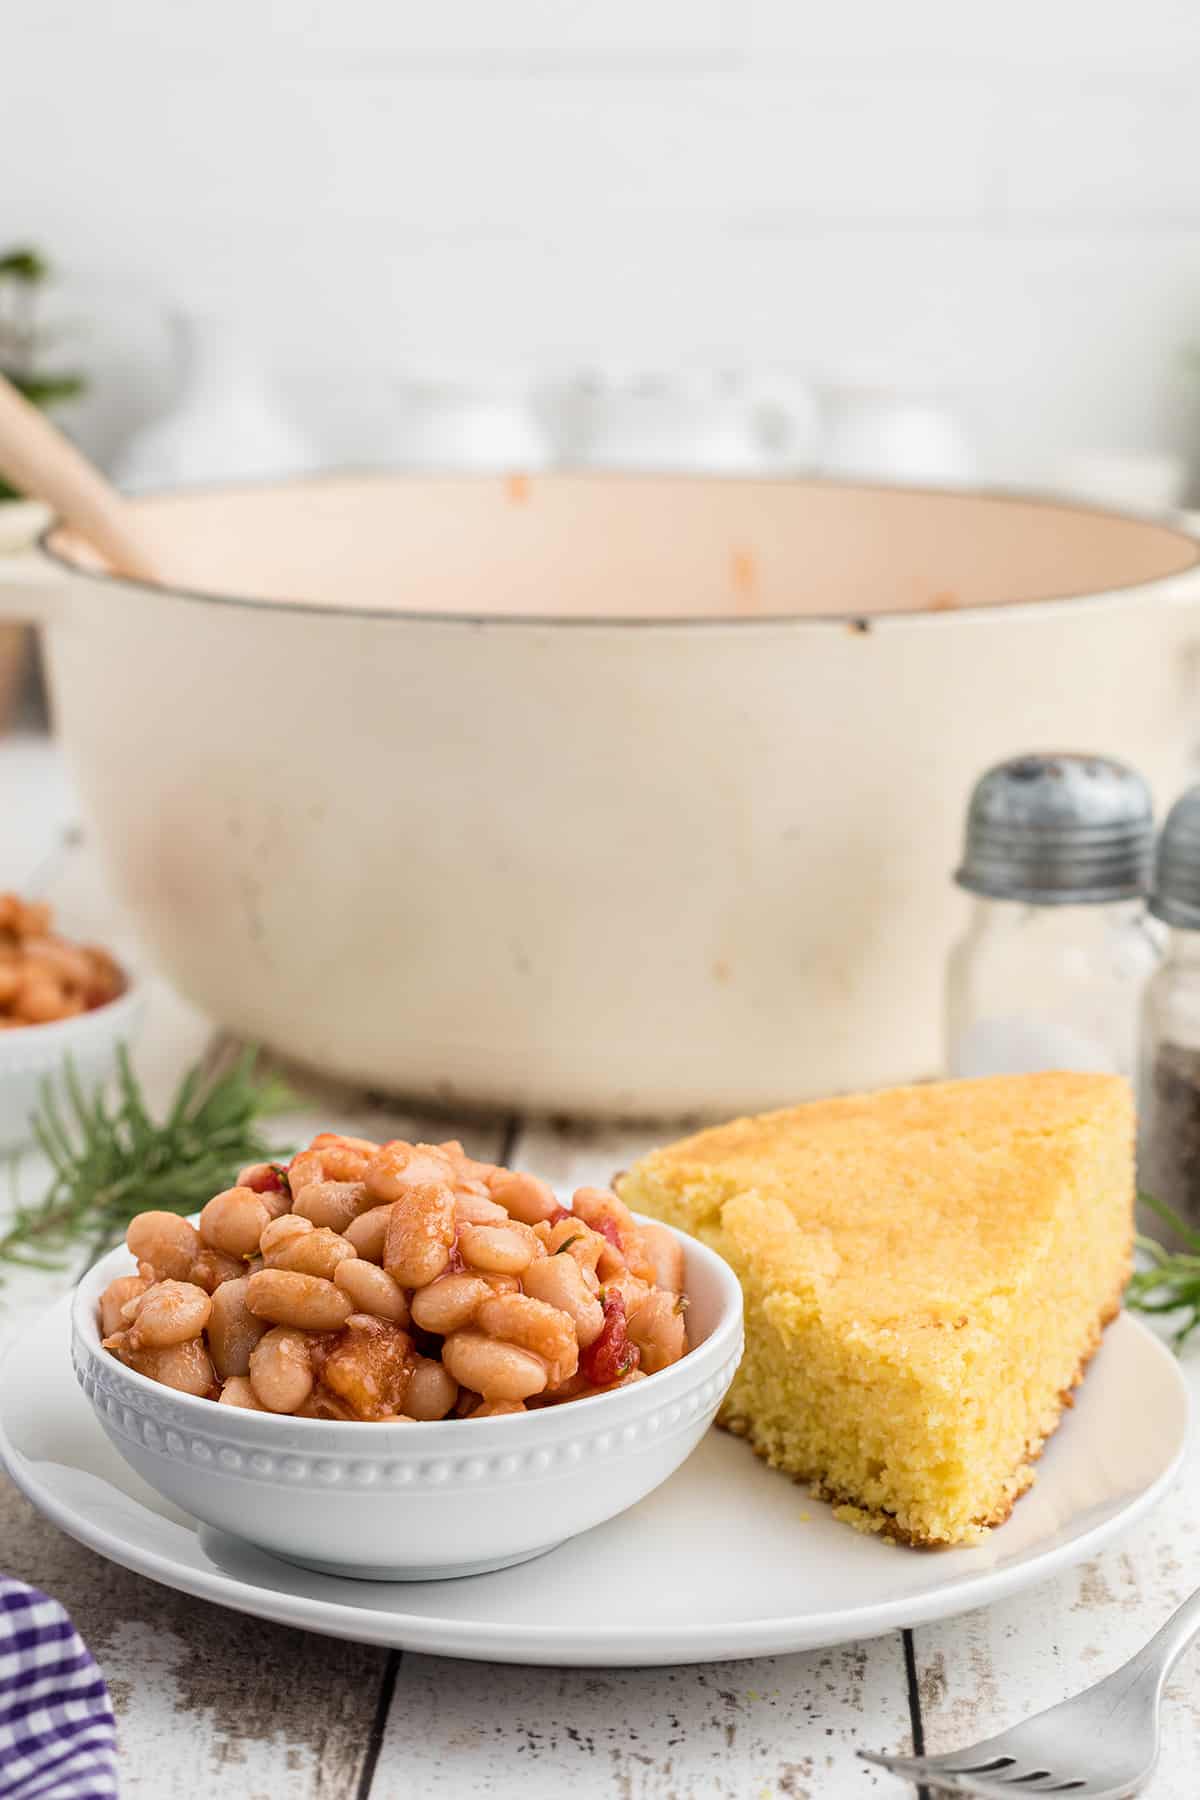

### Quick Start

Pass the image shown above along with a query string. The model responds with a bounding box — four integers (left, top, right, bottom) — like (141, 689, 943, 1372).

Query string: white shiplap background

(4, 0, 1200, 483)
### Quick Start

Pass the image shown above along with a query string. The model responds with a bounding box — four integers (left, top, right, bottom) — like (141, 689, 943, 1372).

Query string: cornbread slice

(618, 1073, 1133, 1546)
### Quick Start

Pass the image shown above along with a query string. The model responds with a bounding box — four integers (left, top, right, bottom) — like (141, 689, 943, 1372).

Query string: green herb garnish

(553, 1234, 582, 1256)
(0, 1045, 294, 1280)
(1126, 1191, 1200, 1348)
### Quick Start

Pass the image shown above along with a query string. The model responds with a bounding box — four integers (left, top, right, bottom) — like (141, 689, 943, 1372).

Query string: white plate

(0, 1295, 1188, 1666)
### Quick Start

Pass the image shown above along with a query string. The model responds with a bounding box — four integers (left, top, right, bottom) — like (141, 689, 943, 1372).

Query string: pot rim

(37, 467, 1200, 631)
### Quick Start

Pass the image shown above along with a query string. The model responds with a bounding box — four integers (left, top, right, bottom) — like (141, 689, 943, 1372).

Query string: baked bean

(453, 1192, 508, 1226)
(99, 1273, 151, 1339)
(442, 1331, 548, 1402)
(14, 972, 71, 1023)
(627, 1290, 688, 1375)
(473, 1398, 526, 1417)
(441, 1140, 502, 1186)
(404, 1356, 458, 1421)
(147, 1338, 216, 1396)
(273, 1226, 357, 1282)
(81, 945, 123, 1007)
(603, 1269, 651, 1316)
(286, 1149, 326, 1194)
(199, 1186, 271, 1259)
(292, 1178, 371, 1232)
(344, 1203, 392, 1263)
(0, 894, 49, 934)
(235, 1162, 293, 1217)
(312, 1132, 380, 1154)
(208, 1276, 269, 1378)
(488, 1170, 560, 1227)
(334, 1258, 409, 1323)
(237, 1160, 285, 1193)
(246, 1268, 353, 1331)
(523, 1254, 605, 1348)
(457, 1219, 542, 1276)
(22, 936, 92, 989)
(410, 1272, 491, 1335)
(571, 1187, 656, 1284)
(365, 1140, 455, 1204)
(308, 1132, 377, 1182)
(108, 1332, 214, 1396)
(539, 1216, 606, 1274)
(289, 1137, 374, 1192)
(384, 1180, 456, 1288)
(260, 1214, 313, 1262)
(127, 1280, 212, 1349)
(190, 1245, 247, 1293)
(638, 1220, 685, 1294)
(249, 1327, 314, 1413)
(480, 1272, 522, 1296)
(218, 1375, 266, 1409)
(126, 1212, 202, 1283)
(475, 1291, 578, 1386)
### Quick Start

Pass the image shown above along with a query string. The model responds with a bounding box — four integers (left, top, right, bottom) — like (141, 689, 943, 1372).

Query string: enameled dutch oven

(2, 471, 1197, 1116)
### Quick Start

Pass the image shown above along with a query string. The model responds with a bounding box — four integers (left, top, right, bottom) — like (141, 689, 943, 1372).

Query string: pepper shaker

(1139, 785, 1200, 1242)
(947, 753, 1158, 1080)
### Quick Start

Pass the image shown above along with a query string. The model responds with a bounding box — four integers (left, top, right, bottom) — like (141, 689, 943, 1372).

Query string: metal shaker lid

(1149, 784, 1200, 929)
(955, 753, 1153, 905)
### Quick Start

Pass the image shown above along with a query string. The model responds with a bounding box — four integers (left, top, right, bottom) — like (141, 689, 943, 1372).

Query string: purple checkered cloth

(0, 1579, 117, 1800)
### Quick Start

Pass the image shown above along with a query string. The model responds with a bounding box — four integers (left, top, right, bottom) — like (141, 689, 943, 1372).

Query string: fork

(858, 1583, 1200, 1797)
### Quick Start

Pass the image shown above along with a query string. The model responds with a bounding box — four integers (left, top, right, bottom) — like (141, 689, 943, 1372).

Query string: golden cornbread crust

(619, 1073, 1135, 1548)
(721, 1282, 1125, 1548)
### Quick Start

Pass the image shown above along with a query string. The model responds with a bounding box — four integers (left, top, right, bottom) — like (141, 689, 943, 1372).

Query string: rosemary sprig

(0, 1045, 294, 1281)
(1125, 1191, 1200, 1349)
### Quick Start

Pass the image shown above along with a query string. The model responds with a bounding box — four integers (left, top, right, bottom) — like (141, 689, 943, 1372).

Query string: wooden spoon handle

(0, 372, 159, 580)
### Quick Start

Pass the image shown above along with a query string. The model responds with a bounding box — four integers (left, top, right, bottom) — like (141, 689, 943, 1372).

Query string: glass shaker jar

(1139, 785, 1200, 1240)
(947, 753, 1158, 1080)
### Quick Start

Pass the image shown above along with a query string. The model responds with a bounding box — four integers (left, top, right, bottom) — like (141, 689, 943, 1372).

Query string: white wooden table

(2, 731, 1198, 1800)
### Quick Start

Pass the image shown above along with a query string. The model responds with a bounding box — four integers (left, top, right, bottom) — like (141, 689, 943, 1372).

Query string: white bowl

(0, 974, 146, 1152)
(70, 1217, 744, 1581)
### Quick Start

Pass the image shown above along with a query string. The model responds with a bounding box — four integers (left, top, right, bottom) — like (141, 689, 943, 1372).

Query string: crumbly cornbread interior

(618, 1073, 1133, 1546)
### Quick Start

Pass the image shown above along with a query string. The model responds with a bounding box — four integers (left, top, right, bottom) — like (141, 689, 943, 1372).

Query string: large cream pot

(2, 473, 1197, 1118)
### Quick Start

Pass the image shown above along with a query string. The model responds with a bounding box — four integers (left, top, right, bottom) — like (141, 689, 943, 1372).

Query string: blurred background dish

(112, 314, 316, 493)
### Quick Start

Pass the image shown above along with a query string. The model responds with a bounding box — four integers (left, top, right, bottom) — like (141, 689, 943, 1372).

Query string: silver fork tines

(857, 1582, 1200, 1798)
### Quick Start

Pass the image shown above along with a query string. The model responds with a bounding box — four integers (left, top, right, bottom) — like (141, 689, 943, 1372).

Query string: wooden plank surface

(911, 1425, 1200, 1800)
(376, 1643, 912, 1799)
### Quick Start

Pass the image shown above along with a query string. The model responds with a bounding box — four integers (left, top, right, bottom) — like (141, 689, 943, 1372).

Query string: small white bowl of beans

(70, 1133, 744, 1580)
(0, 893, 143, 1152)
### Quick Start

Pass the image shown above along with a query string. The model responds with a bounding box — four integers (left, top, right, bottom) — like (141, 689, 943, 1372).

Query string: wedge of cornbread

(618, 1073, 1133, 1546)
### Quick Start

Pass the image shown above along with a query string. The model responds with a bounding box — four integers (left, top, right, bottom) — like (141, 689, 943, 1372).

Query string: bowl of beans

(0, 893, 142, 1151)
(71, 1132, 744, 1580)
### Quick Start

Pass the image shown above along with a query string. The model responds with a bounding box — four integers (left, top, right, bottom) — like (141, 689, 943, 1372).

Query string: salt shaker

(1139, 786, 1200, 1240)
(947, 753, 1158, 1080)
